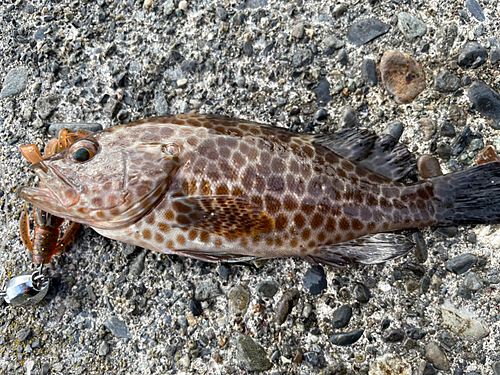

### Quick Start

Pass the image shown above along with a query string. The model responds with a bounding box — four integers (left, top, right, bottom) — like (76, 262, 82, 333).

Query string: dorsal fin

(314, 129, 415, 181)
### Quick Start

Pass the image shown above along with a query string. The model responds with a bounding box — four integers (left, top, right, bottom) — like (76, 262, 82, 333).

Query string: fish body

(19, 114, 500, 267)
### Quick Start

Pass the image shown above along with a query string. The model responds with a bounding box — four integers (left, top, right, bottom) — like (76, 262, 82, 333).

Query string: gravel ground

(1, 0, 500, 374)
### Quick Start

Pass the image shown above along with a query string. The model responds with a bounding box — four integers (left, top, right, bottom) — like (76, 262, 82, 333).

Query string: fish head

(19, 128, 181, 229)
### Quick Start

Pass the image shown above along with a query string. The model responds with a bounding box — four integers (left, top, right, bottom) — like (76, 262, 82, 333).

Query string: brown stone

(380, 51, 426, 104)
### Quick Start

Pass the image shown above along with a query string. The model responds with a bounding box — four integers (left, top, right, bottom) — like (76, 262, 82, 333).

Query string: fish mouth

(19, 161, 80, 209)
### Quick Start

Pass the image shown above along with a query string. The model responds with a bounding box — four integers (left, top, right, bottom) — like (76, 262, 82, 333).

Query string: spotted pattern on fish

(19, 114, 500, 267)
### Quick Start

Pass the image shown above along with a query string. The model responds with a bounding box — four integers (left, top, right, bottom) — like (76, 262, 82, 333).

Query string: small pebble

(425, 342, 450, 371)
(98, 341, 110, 356)
(228, 285, 250, 315)
(275, 289, 300, 324)
(445, 253, 478, 274)
(413, 231, 429, 263)
(419, 118, 436, 141)
(303, 265, 327, 295)
(434, 70, 461, 93)
(353, 283, 371, 303)
(383, 328, 405, 342)
(329, 329, 364, 346)
(380, 51, 426, 104)
(361, 59, 377, 87)
(491, 48, 500, 64)
(104, 316, 132, 338)
(418, 155, 443, 179)
(466, 0, 485, 22)
(236, 334, 272, 371)
(303, 352, 319, 366)
(189, 298, 202, 317)
(463, 272, 483, 291)
(476, 145, 500, 165)
(1, 67, 29, 98)
(397, 12, 427, 41)
(383, 121, 404, 140)
(331, 305, 352, 329)
(468, 81, 500, 128)
(194, 279, 222, 301)
(340, 105, 359, 128)
(346, 18, 390, 46)
(314, 78, 331, 106)
(458, 42, 488, 69)
(441, 301, 489, 341)
(440, 121, 456, 138)
(448, 105, 467, 127)
(452, 127, 472, 156)
(17, 328, 31, 342)
(256, 280, 279, 299)
(243, 41, 253, 57)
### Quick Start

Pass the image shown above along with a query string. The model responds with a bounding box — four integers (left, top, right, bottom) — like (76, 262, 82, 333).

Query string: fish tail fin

(432, 161, 500, 225)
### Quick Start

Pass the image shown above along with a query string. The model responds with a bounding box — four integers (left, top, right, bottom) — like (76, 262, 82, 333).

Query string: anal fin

(303, 233, 414, 268)
(174, 248, 260, 263)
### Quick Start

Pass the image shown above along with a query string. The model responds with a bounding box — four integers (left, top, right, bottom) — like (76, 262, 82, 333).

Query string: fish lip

(28, 161, 80, 207)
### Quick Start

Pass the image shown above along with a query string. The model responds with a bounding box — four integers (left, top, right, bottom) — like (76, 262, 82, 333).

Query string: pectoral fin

(170, 195, 275, 238)
(303, 233, 414, 268)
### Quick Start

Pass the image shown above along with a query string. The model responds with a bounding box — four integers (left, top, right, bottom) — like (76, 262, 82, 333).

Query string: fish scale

(19, 114, 500, 267)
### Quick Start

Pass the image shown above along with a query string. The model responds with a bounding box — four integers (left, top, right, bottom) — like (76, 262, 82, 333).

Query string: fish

(18, 113, 500, 268)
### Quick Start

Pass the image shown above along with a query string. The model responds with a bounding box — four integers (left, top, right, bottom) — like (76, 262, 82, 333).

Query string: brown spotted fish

(19, 114, 500, 267)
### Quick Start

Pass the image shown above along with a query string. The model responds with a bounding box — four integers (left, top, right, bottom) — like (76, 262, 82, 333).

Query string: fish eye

(69, 140, 98, 163)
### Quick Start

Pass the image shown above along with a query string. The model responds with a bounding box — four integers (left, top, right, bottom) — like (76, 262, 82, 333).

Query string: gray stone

(458, 42, 488, 69)
(440, 121, 456, 138)
(236, 334, 272, 371)
(468, 81, 500, 128)
(104, 316, 132, 338)
(361, 59, 377, 87)
(463, 272, 483, 291)
(98, 341, 110, 356)
(346, 18, 390, 46)
(314, 78, 331, 106)
(329, 329, 364, 346)
(228, 285, 250, 316)
(303, 265, 327, 295)
(413, 231, 428, 263)
(291, 23, 304, 39)
(466, 0, 485, 22)
(492, 361, 500, 375)
(425, 342, 450, 371)
(323, 35, 344, 50)
(383, 121, 404, 140)
(445, 253, 478, 275)
(434, 70, 461, 93)
(331, 305, 352, 329)
(275, 288, 300, 325)
(491, 48, 500, 64)
(17, 328, 31, 342)
(35, 95, 60, 120)
(128, 248, 147, 278)
(195, 279, 222, 301)
(353, 283, 370, 303)
(437, 23, 458, 58)
(48, 122, 103, 137)
(1, 67, 29, 98)
(341, 105, 359, 129)
(397, 12, 427, 41)
(292, 48, 313, 68)
(256, 280, 279, 299)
